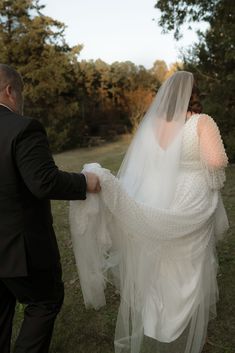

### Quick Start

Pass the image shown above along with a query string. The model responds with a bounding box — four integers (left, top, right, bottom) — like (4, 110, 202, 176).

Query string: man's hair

(0, 64, 23, 93)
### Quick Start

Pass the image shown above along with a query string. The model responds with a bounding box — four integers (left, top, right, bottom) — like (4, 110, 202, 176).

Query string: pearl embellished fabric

(198, 114, 228, 189)
(70, 114, 228, 353)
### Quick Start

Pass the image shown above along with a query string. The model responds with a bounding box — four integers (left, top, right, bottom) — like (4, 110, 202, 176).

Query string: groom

(0, 64, 100, 353)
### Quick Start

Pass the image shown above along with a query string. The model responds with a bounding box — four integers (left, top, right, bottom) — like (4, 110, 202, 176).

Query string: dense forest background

(0, 0, 234, 160)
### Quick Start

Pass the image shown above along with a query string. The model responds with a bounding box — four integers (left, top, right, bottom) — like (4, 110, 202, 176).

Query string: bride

(70, 71, 229, 353)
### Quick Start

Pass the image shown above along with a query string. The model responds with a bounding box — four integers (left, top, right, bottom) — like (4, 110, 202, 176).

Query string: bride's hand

(83, 172, 101, 193)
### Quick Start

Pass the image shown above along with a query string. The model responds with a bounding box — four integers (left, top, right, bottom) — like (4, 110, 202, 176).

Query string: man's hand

(83, 172, 101, 193)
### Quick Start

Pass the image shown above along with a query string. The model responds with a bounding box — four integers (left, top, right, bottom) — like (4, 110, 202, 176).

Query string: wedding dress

(70, 72, 229, 353)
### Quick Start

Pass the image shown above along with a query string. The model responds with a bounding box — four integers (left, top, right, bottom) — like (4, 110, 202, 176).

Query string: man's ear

(5, 84, 13, 98)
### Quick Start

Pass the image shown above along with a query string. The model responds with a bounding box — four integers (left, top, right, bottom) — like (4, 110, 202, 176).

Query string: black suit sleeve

(14, 118, 87, 200)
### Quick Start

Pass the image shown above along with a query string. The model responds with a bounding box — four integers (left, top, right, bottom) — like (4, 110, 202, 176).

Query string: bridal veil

(70, 71, 228, 353)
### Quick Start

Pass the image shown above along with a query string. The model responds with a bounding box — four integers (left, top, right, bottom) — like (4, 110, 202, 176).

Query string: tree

(76, 59, 158, 140)
(0, 0, 84, 151)
(0, 1, 169, 151)
(124, 88, 154, 131)
(155, 0, 219, 40)
(151, 60, 168, 83)
(155, 0, 235, 161)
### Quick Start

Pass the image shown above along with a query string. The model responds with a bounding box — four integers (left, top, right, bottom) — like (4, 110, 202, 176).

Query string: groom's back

(0, 106, 29, 185)
(0, 105, 59, 277)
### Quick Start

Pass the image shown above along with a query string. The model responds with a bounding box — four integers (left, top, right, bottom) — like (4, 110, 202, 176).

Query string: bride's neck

(186, 111, 195, 121)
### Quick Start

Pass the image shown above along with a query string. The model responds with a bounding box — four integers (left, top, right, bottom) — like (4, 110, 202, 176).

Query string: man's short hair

(0, 64, 23, 93)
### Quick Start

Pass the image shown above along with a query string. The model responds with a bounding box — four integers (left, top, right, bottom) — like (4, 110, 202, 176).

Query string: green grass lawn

(13, 137, 235, 353)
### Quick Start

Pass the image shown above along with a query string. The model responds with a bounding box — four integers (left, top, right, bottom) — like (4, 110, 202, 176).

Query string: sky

(42, 0, 207, 69)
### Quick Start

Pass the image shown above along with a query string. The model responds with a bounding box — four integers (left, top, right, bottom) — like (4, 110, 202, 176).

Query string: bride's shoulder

(197, 113, 213, 120)
(185, 113, 204, 126)
(185, 114, 218, 137)
(197, 114, 219, 136)
(197, 113, 216, 125)
(192, 113, 213, 122)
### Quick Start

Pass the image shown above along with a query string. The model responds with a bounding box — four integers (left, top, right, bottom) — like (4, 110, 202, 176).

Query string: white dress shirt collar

(0, 103, 13, 112)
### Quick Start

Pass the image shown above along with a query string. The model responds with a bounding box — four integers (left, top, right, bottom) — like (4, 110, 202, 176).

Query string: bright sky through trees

(43, 0, 207, 68)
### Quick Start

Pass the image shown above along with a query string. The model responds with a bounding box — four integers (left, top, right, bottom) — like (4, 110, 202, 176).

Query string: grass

(12, 136, 235, 353)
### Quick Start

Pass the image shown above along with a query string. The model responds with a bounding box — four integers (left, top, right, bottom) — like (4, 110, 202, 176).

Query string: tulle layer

(70, 163, 228, 353)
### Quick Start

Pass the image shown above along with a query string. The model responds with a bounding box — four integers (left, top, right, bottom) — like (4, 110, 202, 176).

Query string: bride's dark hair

(187, 82, 203, 114)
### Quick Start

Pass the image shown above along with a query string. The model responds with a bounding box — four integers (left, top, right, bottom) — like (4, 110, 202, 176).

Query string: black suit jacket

(0, 105, 87, 277)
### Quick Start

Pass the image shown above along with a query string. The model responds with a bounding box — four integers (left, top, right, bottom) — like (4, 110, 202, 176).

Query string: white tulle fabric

(116, 71, 194, 210)
(70, 113, 229, 351)
(198, 114, 228, 190)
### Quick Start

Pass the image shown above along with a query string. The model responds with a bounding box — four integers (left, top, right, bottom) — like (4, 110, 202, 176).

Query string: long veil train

(70, 71, 229, 353)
